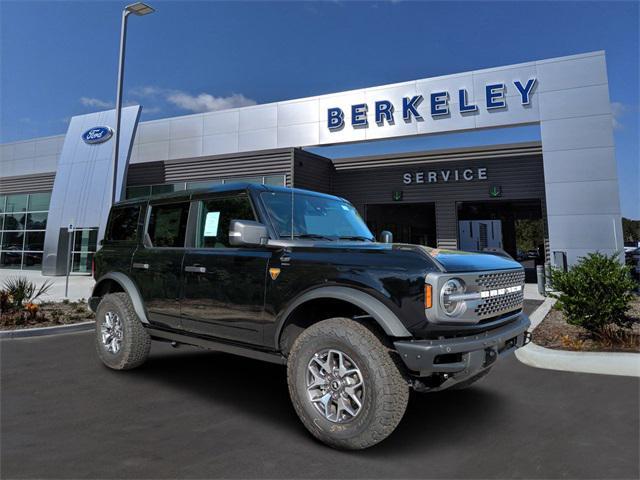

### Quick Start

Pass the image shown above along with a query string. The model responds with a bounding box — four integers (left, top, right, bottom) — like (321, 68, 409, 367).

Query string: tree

(622, 217, 640, 243)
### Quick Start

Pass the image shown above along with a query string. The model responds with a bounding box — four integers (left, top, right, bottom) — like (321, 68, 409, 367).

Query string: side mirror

(229, 220, 269, 247)
(379, 230, 393, 244)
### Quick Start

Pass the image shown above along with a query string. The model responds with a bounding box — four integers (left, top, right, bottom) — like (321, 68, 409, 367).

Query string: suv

(90, 183, 530, 450)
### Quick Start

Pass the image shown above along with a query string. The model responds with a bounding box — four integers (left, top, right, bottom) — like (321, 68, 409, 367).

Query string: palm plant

(2, 277, 54, 311)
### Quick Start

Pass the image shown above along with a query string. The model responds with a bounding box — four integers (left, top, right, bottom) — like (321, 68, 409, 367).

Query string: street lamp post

(112, 2, 155, 205)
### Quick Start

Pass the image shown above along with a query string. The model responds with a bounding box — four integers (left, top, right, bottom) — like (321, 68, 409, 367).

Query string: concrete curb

(516, 342, 640, 377)
(0, 321, 95, 339)
(528, 296, 557, 329)
(516, 296, 640, 377)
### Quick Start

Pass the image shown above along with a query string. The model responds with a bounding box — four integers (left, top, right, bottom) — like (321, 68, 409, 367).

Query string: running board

(147, 328, 287, 366)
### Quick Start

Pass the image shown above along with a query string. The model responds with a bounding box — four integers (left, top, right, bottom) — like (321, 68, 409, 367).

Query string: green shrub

(550, 252, 636, 334)
(1, 277, 53, 311)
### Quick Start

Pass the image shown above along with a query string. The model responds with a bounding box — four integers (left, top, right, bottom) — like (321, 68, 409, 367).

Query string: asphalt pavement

(1, 328, 638, 479)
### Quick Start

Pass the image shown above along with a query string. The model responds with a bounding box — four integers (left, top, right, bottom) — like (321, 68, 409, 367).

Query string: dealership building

(0, 51, 624, 278)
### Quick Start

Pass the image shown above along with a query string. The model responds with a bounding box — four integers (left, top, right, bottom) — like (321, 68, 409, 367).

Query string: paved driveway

(1, 331, 638, 479)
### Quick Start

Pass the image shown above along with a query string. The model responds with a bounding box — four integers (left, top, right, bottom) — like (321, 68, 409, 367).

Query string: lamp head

(125, 2, 155, 16)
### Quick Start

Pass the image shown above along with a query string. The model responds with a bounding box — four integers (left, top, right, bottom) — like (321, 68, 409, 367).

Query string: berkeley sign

(328, 78, 536, 130)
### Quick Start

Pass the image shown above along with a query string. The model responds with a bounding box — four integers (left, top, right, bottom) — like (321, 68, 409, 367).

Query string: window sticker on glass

(203, 211, 220, 237)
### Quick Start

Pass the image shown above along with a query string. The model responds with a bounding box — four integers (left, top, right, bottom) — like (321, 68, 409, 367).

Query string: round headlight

(440, 278, 466, 316)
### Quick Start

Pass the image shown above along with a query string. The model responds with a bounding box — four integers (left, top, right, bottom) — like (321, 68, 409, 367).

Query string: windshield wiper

(338, 236, 374, 242)
(292, 233, 335, 241)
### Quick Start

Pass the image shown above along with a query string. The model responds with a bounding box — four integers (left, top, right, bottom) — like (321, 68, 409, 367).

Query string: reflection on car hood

(417, 246, 522, 272)
(271, 239, 522, 273)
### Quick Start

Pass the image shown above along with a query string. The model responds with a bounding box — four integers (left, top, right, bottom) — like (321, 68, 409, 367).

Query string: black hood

(415, 246, 522, 272)
(270, 239, 522, 273)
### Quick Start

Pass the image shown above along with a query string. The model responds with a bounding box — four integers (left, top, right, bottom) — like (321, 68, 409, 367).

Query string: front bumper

(394, 313, 531, 380)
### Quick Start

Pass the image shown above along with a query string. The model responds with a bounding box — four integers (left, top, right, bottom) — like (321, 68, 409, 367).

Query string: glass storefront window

(0, 251, 22, 269)
(27, 213, 47, 230)
(128, 174, 287, 201)
(25, 231, 45, 251)
(71, 228, 98, 274)
(126, 186, 151, 199)
(22, 252, 43, 270)
(264, 175, 286, 186)
(27, 192, 51, 211)
(5, 194, 27, 213)
(187, 180, 223, 190)
(151, 184, 177, 195)
(0, 192, 50, 271)
(73, 229, 98, 252)
(2, 213, 25, 230)
(72, 252, 93, 274)
(1, 231, 24, 250)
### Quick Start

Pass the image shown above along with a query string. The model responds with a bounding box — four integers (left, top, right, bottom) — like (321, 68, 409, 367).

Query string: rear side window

(105, 206, 140, 242)
(147, 202, 190, 248)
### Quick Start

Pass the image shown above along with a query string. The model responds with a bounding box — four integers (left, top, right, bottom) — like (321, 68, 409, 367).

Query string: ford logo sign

(82, 126, 113, 144)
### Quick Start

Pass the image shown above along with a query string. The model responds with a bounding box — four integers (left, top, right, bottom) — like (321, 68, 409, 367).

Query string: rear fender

(90, 272, 149, 324)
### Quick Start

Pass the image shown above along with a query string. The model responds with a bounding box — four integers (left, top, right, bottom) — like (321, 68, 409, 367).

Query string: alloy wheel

(101, 311, 123, 354)
(306, 349, 365, 423)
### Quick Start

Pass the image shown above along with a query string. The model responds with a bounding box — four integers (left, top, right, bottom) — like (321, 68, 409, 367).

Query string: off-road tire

(287, 317, 409, 450)
(95, 292, 150, 370)
(450, 366, 493, 390)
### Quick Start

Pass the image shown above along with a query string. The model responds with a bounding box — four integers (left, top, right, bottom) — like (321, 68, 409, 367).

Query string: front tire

(287, 318, 409, 450)
(95, 292, 150, 370)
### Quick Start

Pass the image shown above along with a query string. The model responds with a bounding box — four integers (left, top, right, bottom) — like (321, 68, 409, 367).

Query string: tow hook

(484, 348, 498, 367)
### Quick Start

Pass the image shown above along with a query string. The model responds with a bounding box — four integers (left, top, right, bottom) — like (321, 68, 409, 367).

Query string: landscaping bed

(1, 276, 95, 331)
(0, 300, 95, 331)
(534, 296, 640, 353)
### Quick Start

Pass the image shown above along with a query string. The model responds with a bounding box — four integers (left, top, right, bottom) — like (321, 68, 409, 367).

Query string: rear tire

(287, 317, 409, 450)
(95, 292, 150, 370)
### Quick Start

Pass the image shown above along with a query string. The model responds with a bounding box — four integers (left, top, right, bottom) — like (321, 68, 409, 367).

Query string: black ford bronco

(90, 183, 530, 449)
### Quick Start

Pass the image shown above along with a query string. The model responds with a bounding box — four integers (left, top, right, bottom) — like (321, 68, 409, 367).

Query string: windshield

(260, 191, 374, 241)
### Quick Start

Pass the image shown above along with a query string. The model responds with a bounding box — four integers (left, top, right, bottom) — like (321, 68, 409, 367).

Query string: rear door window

(147, 202, 190, 248)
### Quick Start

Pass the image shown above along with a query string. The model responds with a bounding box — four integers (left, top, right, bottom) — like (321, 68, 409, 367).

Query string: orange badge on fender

(269, 268, 281, 280)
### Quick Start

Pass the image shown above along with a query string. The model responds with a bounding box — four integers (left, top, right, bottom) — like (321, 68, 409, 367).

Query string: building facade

(0, 51, 623, 276)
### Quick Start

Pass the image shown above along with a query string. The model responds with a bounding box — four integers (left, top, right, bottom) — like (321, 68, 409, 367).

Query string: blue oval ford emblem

(82, 126, 113, 144)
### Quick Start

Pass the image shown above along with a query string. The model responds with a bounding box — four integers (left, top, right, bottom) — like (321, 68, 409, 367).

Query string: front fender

(90, 272, 149, 324)
(274, 285, 412, 347)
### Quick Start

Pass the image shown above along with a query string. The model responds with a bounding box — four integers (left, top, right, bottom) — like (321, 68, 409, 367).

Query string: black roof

(114, 182, 343, 206)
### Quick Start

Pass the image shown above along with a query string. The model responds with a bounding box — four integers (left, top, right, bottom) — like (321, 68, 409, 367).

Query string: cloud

(129, 85, 256, 114)
(165, 91, 256, 113)
(611, 102, 626, 130)
(130, 86, 164, 98)
(80, 97, 113, 108)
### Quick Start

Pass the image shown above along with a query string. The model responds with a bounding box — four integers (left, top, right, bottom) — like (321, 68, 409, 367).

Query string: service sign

(82, 126, 113, 144)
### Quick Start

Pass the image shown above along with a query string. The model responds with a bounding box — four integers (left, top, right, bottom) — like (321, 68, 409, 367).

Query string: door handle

(132, 262, 149, 270)
(185, 265, 207, 273)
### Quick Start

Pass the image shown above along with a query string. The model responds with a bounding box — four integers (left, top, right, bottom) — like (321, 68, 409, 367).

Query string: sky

(1, 0, 638, 218)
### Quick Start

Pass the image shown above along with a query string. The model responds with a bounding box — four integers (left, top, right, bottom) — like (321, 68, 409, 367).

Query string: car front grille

(474, 290, 524, 317)
(475, 270, 525, 289)
(472, 270, 525, 320)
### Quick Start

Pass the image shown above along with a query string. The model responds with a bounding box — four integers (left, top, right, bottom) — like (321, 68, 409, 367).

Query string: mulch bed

(0, 301, 95, 331)
(534, 297, 640, 353)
